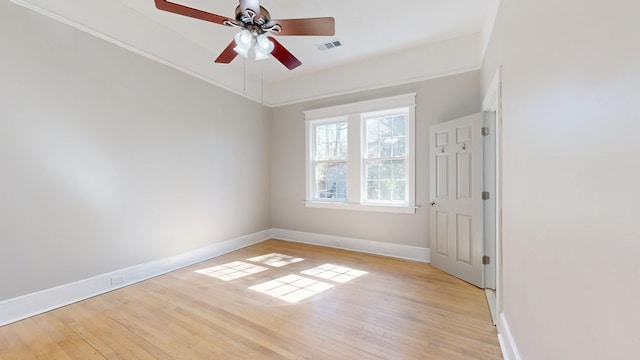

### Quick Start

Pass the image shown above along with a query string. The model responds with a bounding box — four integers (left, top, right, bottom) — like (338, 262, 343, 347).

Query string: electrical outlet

(110, 276, 125, 286)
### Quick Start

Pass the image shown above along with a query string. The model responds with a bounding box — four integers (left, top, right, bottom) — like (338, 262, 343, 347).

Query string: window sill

(305, 201, 417, 214)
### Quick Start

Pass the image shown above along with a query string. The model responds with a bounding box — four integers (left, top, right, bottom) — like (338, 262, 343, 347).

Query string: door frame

(482, 67, 503, 325)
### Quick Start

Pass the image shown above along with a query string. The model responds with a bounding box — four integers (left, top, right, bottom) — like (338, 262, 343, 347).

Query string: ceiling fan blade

(214, 40, 239, 64)
(155, 0, 235, 26)
(268, 36, 302, 70)
(271, 17, 335, 36)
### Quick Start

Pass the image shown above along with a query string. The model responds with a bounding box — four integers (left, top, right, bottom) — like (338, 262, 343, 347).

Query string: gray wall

(0, 2, 271, 301)
(270, 72, 481, 247)
(482, 0, 640, 358)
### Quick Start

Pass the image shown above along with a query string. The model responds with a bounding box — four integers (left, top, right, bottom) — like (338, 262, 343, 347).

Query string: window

(305, 94, 416, 214)
(312, 121, 348, 200)
(364, 111, 408, 204)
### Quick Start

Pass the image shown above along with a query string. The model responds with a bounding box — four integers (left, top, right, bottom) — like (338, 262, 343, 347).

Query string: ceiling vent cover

(318, 40, 342, 51)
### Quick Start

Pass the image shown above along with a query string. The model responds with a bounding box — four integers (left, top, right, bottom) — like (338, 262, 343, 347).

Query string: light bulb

(233, 30, 253, 58)
(255, 34, 274, 54)
(235, 30, 252, 45)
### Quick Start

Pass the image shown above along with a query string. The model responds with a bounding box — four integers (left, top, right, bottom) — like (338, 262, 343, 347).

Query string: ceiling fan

(154, 0, 335, 70)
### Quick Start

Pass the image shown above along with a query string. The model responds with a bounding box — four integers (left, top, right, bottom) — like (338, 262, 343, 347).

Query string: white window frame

(304, 93, 416, 214)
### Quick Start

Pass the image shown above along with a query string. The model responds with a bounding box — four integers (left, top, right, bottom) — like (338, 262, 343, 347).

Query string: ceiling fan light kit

(254, 34, 275, 60)
(233, 29, 253, 58)
(154, 0, 335, 70)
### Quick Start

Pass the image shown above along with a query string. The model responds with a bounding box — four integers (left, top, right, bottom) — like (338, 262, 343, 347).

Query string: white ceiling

(10, 0, 499, 105)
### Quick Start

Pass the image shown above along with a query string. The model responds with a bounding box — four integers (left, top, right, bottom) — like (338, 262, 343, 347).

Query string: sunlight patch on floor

(195, 261, 269, 281)
(249, 274, 334, 303)
(246, 253, 304, 267)
(301, 264, 368, 283)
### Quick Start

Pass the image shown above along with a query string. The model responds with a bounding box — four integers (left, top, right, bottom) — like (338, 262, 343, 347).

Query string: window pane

(392, 137, 406, 157)
(366, 119, 379, 158)
(316, 143, 327, 160)
(327, 124, 337, 143)
(367, 140, 379, 158)
(380, 117, 392, 137)
(392, 116, 405, 137)
(316, 126, 326, 145)
(315, 162, 347, 199)
(367, 181, 379, 200)
(393, 180, 406, 201)
(379, 180, 391, 200)
(380, 141, 392, 158)
(327, 142, 337, 159)
(392, 160, 405, 179)
(380, 160, 392, 179)
(366, 119, 378, 140)
(366, 162, 379, 180)
(315, 122, 347, 161)
(338, 125, 348, 142)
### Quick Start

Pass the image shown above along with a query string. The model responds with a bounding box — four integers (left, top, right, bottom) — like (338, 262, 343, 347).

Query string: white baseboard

(0, 229, 429, 327)
(0, 230, 270, 327)
(269, 228, 430, 263)
(485, 289, 498, 325)
(497, 312, 522, 360)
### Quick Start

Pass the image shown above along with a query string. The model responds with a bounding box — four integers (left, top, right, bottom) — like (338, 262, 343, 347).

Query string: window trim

(304, 93, 416, 214)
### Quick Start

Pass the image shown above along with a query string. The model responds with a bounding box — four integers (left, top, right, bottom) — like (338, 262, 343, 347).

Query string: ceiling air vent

(318, 40, 342, 51)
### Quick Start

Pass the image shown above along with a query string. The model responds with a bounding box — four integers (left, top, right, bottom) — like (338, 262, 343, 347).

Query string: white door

(429, 113, 483, 287)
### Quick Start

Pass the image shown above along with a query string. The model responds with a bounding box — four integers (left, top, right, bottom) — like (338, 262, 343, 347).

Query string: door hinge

(482, 127, 490, 136)
(482, 256, 491, 265)
(482, 191, 490, 200)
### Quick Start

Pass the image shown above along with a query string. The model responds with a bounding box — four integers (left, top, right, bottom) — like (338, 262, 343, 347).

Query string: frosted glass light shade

(254, 34, 274, 61)
(256, 34, 274, 53)
(233, 30, 253, 58)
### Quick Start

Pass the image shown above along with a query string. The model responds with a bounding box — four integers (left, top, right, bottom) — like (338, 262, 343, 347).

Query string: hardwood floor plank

(0, 240, 502, 359)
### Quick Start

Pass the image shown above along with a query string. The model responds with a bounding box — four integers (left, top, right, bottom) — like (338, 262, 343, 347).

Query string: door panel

(436, 130, 449, 147)
(436, 154, 449, 198)
(456, 125, 472, 143)
(456, 214, 472, 263)
(436, 211, 449, 256)
(429, 113, 483, 287)
(457, 152, 472, 199)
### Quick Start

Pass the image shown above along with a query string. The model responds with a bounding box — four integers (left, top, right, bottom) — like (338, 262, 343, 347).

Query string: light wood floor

(0, 240, 503, 359)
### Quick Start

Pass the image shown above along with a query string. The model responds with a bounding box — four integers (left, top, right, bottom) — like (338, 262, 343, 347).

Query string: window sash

(313, 122, 348, 161)
(313, 160, 347, 201)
